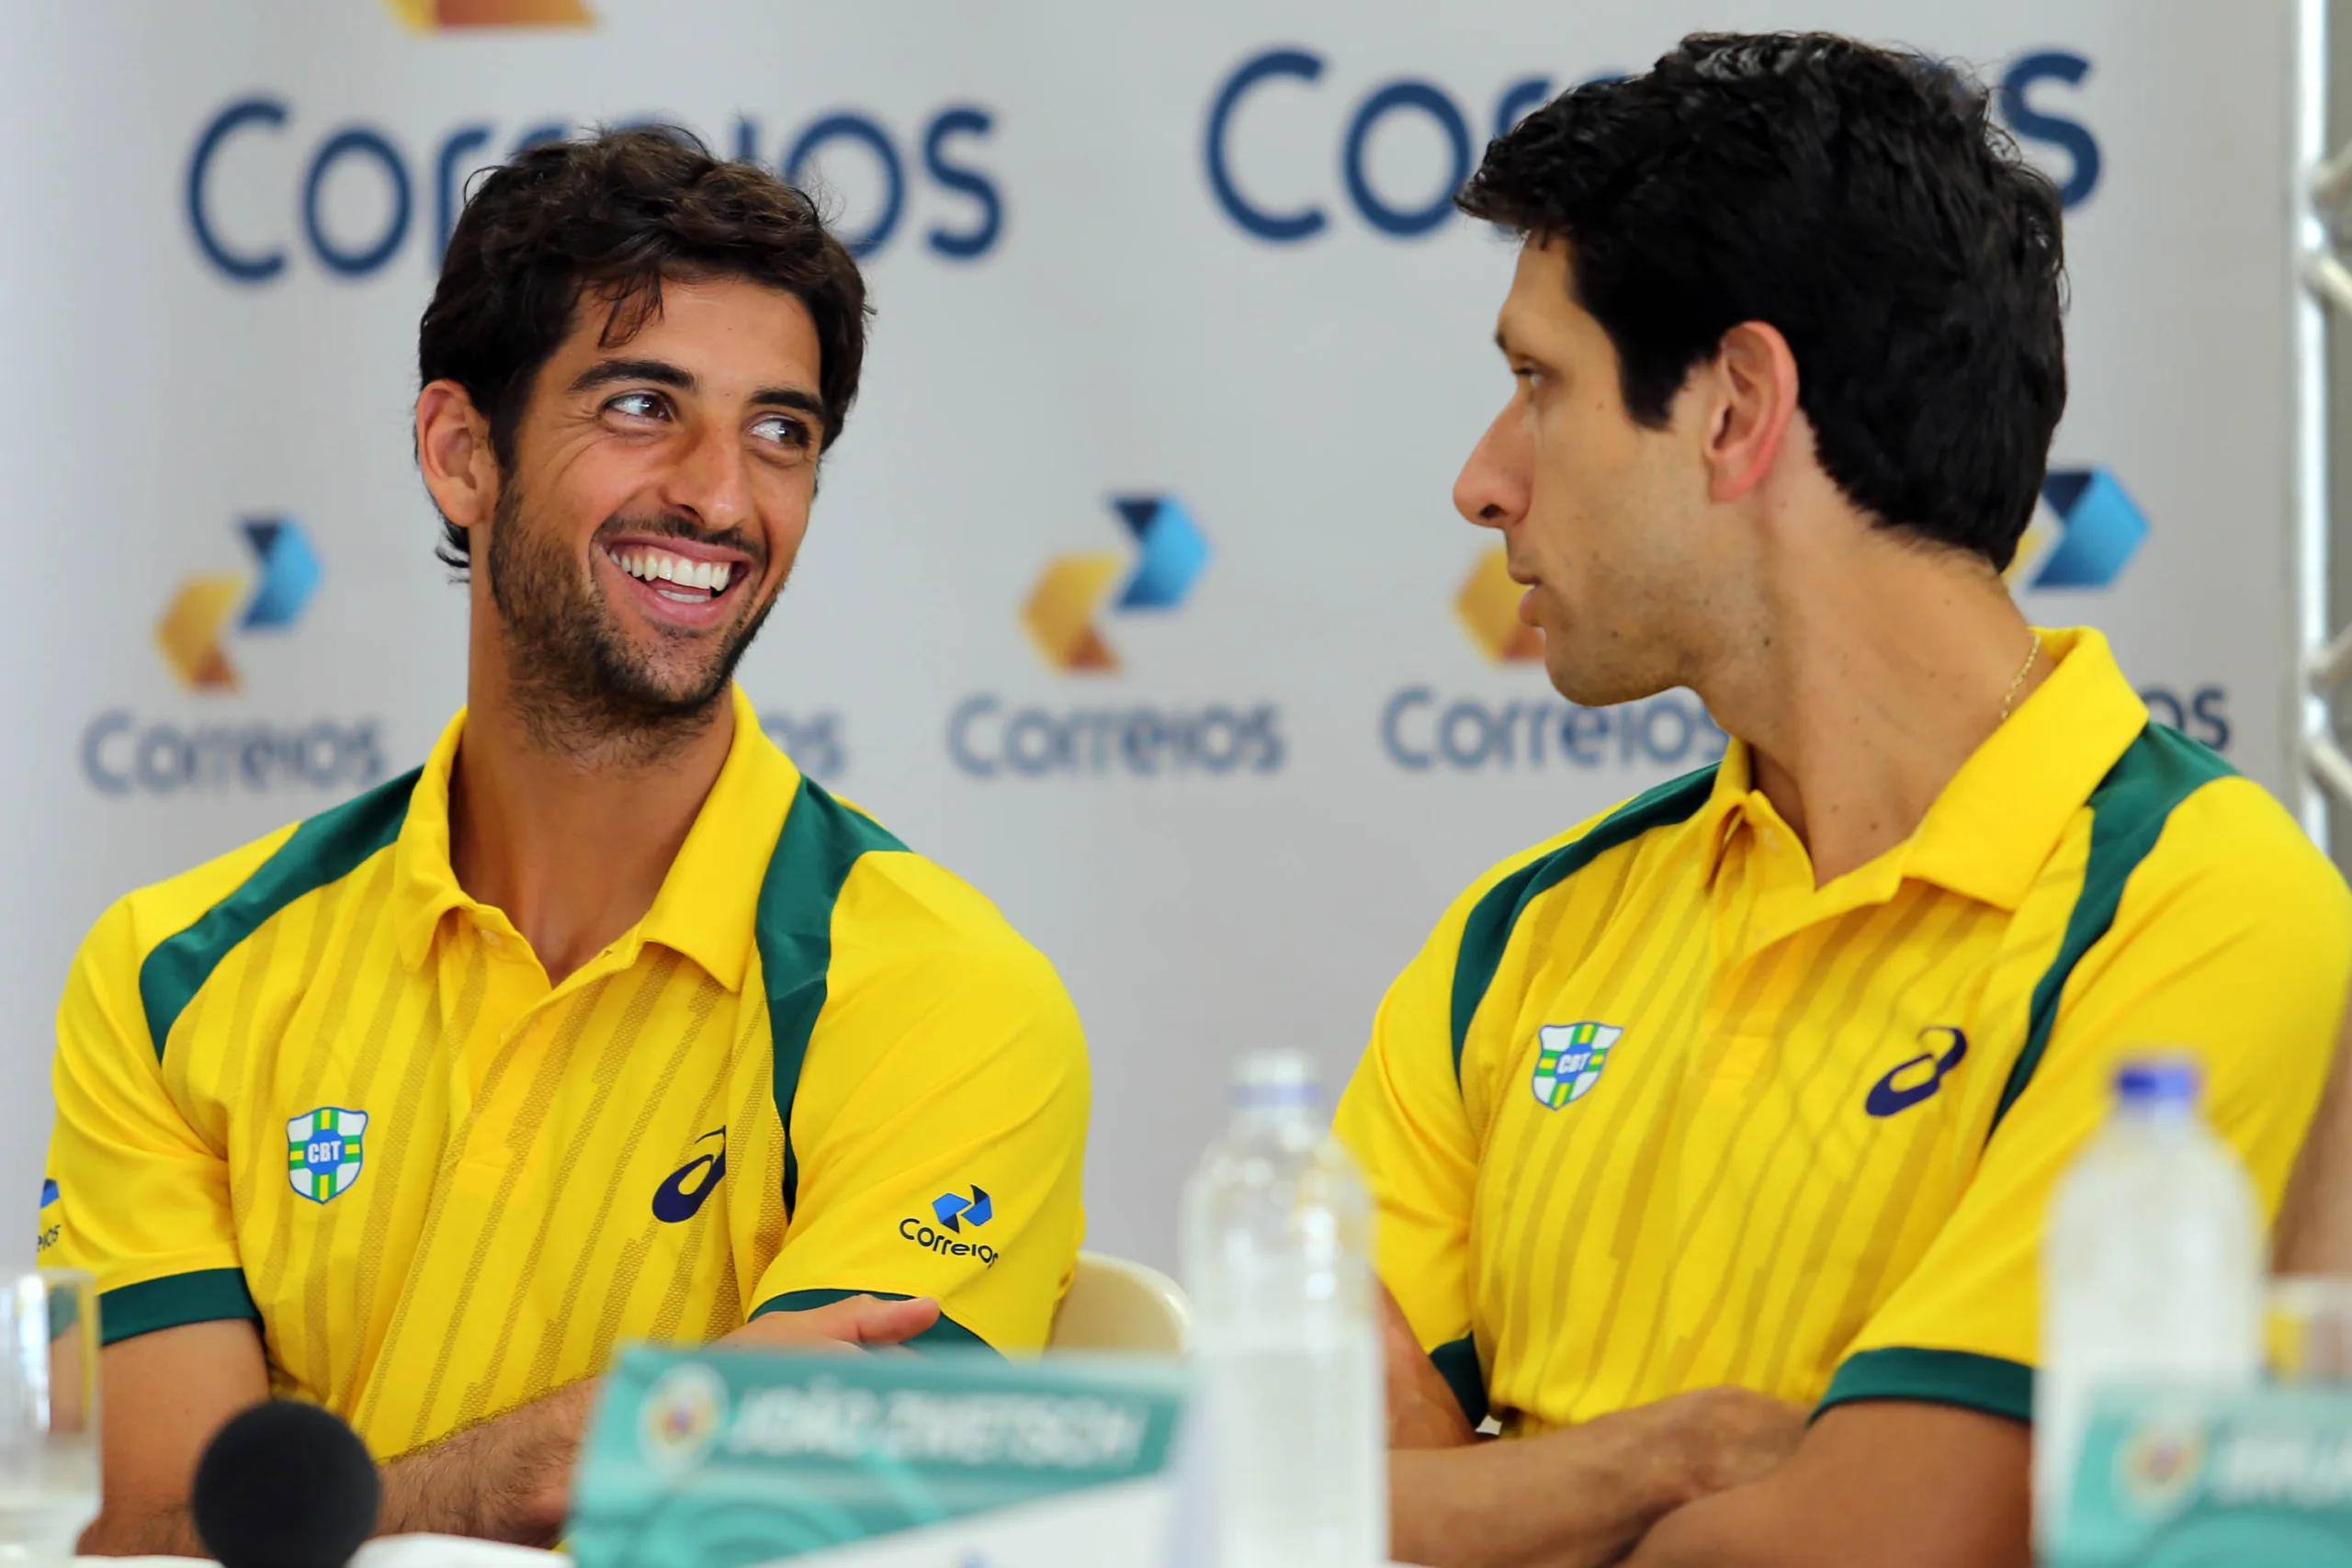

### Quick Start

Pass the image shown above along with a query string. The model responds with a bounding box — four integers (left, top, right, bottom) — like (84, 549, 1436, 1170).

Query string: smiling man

(46, 128, 1089, 1552)
(1339, 34, 2352, 1568)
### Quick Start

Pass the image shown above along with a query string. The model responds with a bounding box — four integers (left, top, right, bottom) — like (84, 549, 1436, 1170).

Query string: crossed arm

(78, 1294, 941, 1556)
(1378, 1290, 2030, 1568)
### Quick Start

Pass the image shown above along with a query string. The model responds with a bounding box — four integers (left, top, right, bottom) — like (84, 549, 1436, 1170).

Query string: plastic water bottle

(2035, 1057, 2263, 1550)
(1181, 1050, 1386, 1568)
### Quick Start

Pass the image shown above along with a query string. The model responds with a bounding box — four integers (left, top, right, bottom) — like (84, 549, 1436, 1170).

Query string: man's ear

(1702, 321, 1801, 505)
(415, 380, 499, 539)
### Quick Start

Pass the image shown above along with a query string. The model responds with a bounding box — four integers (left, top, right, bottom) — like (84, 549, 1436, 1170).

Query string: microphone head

(192, 1400, 381, 1568)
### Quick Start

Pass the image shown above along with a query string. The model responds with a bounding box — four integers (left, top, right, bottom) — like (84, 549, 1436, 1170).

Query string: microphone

(192, 1401, 381, 1568)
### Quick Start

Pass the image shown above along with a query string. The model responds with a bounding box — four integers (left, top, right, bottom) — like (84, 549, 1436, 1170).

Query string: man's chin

(1544, 651, 1671, 712)
(609, 669, 736, 719)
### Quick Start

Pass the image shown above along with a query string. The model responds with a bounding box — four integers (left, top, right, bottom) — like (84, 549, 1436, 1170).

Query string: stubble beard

(485, 478, 779, 772)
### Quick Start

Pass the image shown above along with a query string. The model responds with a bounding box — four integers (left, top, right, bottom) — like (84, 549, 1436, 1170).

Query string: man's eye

(751, 414, 810, 449)
(607, 391, 666, 420)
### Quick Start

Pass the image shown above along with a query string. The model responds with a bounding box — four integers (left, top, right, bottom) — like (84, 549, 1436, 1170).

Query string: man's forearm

(1391, 1404, 1706, 1568)
(378, 1380, 598, 1545)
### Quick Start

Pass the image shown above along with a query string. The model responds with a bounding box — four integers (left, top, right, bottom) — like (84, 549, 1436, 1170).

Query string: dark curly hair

(418, 124, 869, 569)
(1459, 33, 2066, 570)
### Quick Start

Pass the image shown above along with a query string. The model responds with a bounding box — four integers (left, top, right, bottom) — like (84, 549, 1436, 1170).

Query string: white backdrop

(0, 0, 2301, 1270)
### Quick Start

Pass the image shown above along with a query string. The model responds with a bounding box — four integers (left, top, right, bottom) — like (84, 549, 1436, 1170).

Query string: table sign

(2053, 1386, 2352, 1565)
(569, 1347, 1193, 1567)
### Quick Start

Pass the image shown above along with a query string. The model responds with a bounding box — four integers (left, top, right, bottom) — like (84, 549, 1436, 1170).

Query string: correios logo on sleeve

(900, 1186, 1001, 1268)
(81, 517, 385, 798)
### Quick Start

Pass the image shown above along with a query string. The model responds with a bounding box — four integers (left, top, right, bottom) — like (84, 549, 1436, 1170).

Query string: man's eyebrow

(568, 357, 694, 394)
(749, 387, 826, 420)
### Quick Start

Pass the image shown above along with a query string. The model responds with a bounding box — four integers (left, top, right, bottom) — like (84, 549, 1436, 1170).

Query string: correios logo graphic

(2007, 467, 2149, 591)
(900, 1185, 1000, 1268)
(85, 515, 382, 798)
(156, 518, 322, 692)
(382, 0, 593, 28)
(1022, 496, 1210, 672)
(1455, 547, 1541, 663)
(953, 493, 1282, 779)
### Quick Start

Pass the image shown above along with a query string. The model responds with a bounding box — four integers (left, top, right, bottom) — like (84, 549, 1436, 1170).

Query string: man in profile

(1340, 34, 2352, 1568)
(47, 128, 1090, 1551)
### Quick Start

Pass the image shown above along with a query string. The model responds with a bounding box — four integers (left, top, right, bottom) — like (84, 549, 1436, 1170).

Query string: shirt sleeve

(46, 897, 256, 1346)
(749, 855, 1090, 1354)
(1334, 882, 1507, 1426)
(1826, 777, 2352, 1422)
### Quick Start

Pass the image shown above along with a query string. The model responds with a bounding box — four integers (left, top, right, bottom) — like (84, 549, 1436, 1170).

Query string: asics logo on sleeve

(1866, 1029, 1970, 1119)
(652, 1130, 727, 1223)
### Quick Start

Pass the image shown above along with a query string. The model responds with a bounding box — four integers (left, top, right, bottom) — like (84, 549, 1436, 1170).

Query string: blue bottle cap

(2116, 1057, 2200, 1107)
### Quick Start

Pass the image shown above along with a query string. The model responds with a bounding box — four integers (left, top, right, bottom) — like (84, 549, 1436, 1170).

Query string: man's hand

(1390, 1382, 1804, 1568)
(726, 1293, 941, 1351)
(1623, 1401, 2030, 1568)
(1637, 1386, 1808, 1501)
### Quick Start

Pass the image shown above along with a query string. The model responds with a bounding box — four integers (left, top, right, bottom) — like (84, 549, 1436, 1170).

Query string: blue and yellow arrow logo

(1023, 495, 1211, 672)
(2009, 468, 2148, 592)
(156, 518, 324, 692)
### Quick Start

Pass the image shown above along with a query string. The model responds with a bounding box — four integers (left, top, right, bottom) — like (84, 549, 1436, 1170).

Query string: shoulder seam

(1989, 724, 2237, 1135)
(135, 769, 422, 1062)
(1448, 764, 1719, 1085)
(756, 776, 909, 1219)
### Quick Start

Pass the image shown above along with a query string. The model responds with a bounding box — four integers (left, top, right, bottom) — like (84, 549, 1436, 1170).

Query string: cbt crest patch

(1532, 1022, 1622, 1110)
(287, 1107, 368, 1203)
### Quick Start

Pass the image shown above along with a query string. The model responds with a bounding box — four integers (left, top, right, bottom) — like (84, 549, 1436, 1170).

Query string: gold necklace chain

(1998, 629, 2043, 723)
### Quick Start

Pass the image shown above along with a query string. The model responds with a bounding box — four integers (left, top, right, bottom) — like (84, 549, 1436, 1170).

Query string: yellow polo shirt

(1337, 627, 2352, 1434)
(43, 686, 1090, 1459)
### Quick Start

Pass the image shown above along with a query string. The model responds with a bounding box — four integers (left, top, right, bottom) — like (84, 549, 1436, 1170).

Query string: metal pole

(2300, 0, 2336, 848)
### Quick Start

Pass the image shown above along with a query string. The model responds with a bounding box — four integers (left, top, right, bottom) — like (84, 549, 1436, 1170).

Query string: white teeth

(605, 547, 733, 594)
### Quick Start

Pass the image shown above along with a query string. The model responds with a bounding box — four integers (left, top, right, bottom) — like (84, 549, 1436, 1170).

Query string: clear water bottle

(2035, 1057, 2262, 1551)
(1181, 1050, 1386, 1568)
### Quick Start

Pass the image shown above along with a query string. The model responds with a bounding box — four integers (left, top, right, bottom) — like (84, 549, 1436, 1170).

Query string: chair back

(1048, 1250, 1193, 1352)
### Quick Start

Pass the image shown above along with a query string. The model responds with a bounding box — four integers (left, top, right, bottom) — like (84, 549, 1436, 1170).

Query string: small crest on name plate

(1532, 1022, 1622, 1111)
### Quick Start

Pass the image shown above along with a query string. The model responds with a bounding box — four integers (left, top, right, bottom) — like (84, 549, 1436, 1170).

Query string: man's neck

(1701, 533, 2046, 888)
(447, 658, 736, 988)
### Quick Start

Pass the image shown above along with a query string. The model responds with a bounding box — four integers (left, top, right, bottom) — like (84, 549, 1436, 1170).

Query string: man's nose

(1453, 408, 1530, 533)
(661, 422, 752, 535)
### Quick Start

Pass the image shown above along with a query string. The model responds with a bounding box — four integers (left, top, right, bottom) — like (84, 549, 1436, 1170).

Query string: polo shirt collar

(1900, 626, 2147, 908)
(1697, 626, 2149, 909)
(390, 684, 799, 989)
